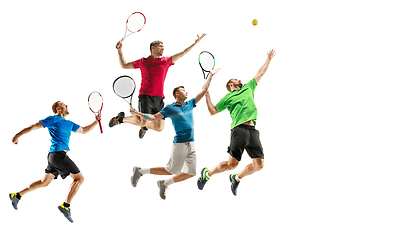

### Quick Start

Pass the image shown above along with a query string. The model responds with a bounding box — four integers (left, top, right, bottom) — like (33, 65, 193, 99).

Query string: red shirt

(132, 55, 174, 98)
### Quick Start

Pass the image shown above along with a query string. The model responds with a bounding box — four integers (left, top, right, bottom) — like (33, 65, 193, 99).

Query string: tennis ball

(252, 19, 258, 26)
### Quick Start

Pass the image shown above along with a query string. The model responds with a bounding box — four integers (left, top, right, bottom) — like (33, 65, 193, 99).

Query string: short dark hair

(52, 101, 61, 114)
(150, 40, 163, 52)
(172, 86, 184, 99)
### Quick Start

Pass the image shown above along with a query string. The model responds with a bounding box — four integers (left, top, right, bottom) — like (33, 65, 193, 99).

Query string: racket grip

(116, 39, 124, 49)
(98, 120, 103, 133)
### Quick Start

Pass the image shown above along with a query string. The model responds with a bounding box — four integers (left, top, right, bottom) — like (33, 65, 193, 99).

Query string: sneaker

(131, 166, 142, 187)
(58, 204, 74, 223)
(229, 174, 240, 196)
(139, 127, 148, 139)
(157, 180, 167, 200)
(9, 193, 20, 210)
(109, 112, 125, 127)
(197, 167, 210, 190)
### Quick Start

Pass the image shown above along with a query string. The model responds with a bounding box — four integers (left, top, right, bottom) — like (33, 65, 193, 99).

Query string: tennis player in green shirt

(197, 49, 276, 195)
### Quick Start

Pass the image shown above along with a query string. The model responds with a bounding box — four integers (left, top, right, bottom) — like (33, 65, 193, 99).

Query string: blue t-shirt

(160, 98, 196, 143)
(40, 115, 80, 152)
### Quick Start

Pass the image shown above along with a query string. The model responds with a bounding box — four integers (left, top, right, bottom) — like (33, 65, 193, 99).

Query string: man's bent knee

(71, 173, 85, 184)
(154, 120, 165, 132)
(42, 174, 55, 187)
(254, 158, 264, 171)
(228, 157, 239, 170)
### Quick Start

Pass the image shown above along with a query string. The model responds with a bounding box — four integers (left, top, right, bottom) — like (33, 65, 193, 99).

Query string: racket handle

(98, 120, 103, 133)
(116, 39, 124, 49)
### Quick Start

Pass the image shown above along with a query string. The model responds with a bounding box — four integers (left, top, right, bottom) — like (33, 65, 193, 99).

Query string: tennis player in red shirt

(110, 34, 206, 139)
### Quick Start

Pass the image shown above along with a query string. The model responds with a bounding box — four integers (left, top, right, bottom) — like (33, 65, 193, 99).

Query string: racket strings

(113, 76, 135, 98)
(199, 52, 215, 71)
(127, 13, 145, 32)
(88, 93, 103, 112)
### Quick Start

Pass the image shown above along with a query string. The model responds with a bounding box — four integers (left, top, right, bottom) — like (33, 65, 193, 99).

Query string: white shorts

(165, 142, 197, 176)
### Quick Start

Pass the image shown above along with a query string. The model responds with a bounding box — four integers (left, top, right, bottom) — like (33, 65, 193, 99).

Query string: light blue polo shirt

(160, 98, 196, 143)
(40, 115, 80, 152)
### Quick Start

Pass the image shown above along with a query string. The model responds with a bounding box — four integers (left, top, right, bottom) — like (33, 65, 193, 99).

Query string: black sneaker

(139, 126, 148, 139)
(109, 112, 125, 127)
(229, 174, 240, 196)
(197, 167, 210, 190)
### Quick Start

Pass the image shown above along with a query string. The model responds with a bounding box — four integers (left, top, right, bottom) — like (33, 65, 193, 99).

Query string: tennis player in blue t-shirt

(9, 101, 100, 223)
(129, 68, 220, 200)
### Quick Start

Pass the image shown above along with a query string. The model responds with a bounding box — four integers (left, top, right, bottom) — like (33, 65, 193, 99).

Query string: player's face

(176, 88, 188, 100)
(152, 43, 164, 57)
(231, 79, 243, 89)
(58, 102, 69, 115)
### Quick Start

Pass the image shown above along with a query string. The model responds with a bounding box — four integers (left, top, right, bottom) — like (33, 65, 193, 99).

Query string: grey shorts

(165, 142, 197, 176)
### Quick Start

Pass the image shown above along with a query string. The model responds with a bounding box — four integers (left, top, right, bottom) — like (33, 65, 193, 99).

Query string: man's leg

(173, 172, 194, 183)
(208, 155, 239, 177)
(197, 155, 239, 190)
(131, 166, 172, 187)
(58, 172, 84, 223)
(10, 173, 55, 210)
(237, 158, 264, 179)
(139, 167, 193, 182)
(157, 172, 194, 200)
(229, 158, 264, 196)
(122, 115, 146, 127)
(146, 119, 165, 132)
(65, 172, 84, 204)
(19, 173, 55, 197)
(149, 167, 173, 175)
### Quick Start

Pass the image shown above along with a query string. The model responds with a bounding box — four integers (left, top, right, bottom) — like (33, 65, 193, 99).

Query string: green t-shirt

(215, 78, 258, 129)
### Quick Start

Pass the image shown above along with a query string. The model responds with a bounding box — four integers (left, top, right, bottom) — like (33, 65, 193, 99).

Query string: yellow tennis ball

(252, 19, 258, 26)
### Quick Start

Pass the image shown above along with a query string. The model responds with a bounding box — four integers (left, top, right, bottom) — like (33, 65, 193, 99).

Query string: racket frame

(88, 91, 103, 133)
(113, 75, 136, 110)
(121, 12, 146, 42)
(198, 51, 216, 80)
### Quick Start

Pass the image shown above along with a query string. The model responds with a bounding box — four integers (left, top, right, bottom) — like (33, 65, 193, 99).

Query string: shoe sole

(131, 166, 141, 187)
(9, 194, 18, 210)
(58, 206, 73, 223)
(230, 175, 238, 196)
(157, 181, 166, 200)
(197, 167, 209, 190)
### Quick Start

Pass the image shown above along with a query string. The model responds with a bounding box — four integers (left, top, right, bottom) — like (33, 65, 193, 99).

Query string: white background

(1, 0, 413, 239)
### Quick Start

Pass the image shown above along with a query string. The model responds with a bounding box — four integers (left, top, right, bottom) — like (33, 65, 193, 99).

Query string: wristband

(143, 114, 149, 120)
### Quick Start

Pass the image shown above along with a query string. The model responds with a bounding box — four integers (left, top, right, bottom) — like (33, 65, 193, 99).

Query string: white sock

(163, 177, 175, 187)
(206, 171, 211, 179)
(235, 174, 241, 182)
(140, 168, 150, 175)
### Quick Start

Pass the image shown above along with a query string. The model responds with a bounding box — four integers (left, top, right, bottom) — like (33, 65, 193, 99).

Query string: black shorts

(45, 151, 80, 179)
(138, 94, 165, 115)
(227, 124, 264, 161)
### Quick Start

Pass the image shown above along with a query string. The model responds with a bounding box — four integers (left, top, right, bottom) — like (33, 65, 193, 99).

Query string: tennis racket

(198, 51, 215, 81)
(113, 75, 136, 110)
(88, 91, 103, 133)
(116, 12, 146, 49)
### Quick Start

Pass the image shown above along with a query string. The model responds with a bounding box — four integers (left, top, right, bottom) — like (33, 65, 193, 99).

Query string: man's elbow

(120, 62, 134, 69)
(209, 108, 219, 116)
(76, 127, 86, 134)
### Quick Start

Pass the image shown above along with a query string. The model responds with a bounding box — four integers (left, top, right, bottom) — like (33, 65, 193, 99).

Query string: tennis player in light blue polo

(129, 68, 220, 200)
